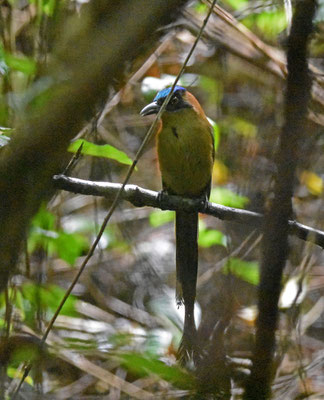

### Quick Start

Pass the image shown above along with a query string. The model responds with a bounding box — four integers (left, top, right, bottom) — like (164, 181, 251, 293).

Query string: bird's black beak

(140, 101, 160, 116)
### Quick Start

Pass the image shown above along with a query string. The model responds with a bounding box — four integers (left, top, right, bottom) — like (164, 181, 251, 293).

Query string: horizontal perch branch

(53, 174, 324, 249)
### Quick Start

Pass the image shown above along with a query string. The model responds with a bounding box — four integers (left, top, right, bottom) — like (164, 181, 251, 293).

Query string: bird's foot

(157, 189, 169, 210)
(198, 194, 209, 214)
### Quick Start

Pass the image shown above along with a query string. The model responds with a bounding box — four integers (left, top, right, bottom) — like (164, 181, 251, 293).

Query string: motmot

(140, 86, 214, 361)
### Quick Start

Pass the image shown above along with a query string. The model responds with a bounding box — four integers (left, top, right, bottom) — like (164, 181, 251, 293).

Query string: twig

(62, 141, 84, 176)
(53, 174, 324, 250)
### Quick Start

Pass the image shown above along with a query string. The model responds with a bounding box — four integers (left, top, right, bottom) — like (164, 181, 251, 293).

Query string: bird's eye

(170, 96, 179, 105)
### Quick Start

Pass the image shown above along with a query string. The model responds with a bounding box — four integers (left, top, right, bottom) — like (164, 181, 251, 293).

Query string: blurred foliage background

(1, 0, 324, 398)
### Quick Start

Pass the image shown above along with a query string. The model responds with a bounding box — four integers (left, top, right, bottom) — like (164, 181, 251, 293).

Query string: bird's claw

(177, 330, 200, 367)
(157, 190, 169, 210)
(199, 196, 209, 213)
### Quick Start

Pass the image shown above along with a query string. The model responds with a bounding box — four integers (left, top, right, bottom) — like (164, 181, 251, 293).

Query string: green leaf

(13, 290, 25, 320)
(54, 232, 87, 265)
(31, 205, 55, 231)
(198, 228, 227, 248)
(4, 53, 36, 75)
(210, 187, 249, 209)
(222, 0, 248, 11)
(119, 353, 194, 389)
(149, 210, 174, 227)
(223, 257, 259, 285)
(243, 10, 287, 40)
(195, 3, 208, 13)
(28, 206, 56, 252)
(68, 139, 133, 166)
(43, 0, 56, 16)
(7, 367, 33, 386)
(29, 206, 88, 264)
(21, 283, 78, 317)
(29, 229, 87, 265)
(0, 289, 25, 318)
(109, 332, 135, 348)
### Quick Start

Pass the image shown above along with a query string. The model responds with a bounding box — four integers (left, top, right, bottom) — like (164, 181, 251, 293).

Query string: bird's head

(140, 86, 193, 116)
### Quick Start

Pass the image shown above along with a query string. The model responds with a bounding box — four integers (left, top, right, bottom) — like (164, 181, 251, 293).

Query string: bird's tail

(175, 210, 198, 363)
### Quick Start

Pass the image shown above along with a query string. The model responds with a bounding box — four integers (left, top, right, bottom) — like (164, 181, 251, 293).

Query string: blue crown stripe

(154, 86, 186, 101)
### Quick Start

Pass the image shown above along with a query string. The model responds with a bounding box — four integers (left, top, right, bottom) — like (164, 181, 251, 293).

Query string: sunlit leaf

(28, 0, 55, 15)
(223, 257, 259, 285)
(43, 0, 56, 16)
(256, 10, 287, 39)
(149, 210, 174, 227)
(243, 10, 287, 40)
(68, 139, 133, 166)
(5, 337, 42, 366)
(4, 53, 36, 75)
(0, 288, 25, 318)
(195, 3, 207, 13)
(29, 206, 89, 264)
(28, 206, 56, 252)
(54, 232, 87, 265)
(29, 228, 87, 265)
(213, 159, 229, 185)
(300, 170, 323, 196)
(210, 187, 249, 209)
(7, 367, 33, 386)
(198, 227, 227, 248)
(28, 227, 55, 254)
(31, 204, 55, 231)
(13, 289, 25, 320)
(222, 0, 248, 10)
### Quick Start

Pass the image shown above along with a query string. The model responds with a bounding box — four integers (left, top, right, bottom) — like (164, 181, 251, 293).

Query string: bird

(140, 86, 214, 362)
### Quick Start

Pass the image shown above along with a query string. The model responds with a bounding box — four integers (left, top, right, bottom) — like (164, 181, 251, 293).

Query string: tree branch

(53, 174, 324, 249)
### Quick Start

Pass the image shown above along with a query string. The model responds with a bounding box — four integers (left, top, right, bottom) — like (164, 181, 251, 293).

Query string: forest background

(0, 0, 323, 399)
